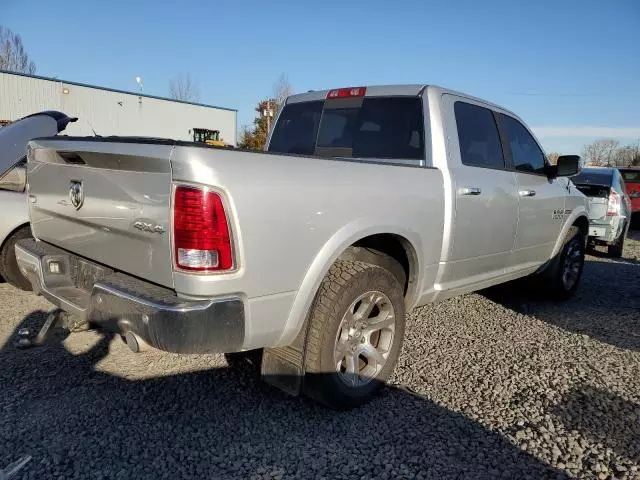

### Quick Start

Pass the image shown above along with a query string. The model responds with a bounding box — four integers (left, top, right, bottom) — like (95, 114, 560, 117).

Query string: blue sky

(2, 0, 639, 153)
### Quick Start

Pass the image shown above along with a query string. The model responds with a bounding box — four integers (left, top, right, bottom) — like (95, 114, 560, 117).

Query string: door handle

(459, 187, 481, 196)
(519, 190, 536, 197)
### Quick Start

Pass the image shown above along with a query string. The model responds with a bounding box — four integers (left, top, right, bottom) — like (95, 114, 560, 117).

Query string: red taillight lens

(326, 87, 366, 99)
(173, 185, 233, 271)
(607, 190, 620, 216)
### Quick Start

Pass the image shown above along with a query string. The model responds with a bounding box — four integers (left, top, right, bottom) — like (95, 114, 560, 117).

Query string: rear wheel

(607, 229, 626, 258)
(0, 225, 33, 291)
(542, 226, 585, 300)
(303, 259, 405, 410)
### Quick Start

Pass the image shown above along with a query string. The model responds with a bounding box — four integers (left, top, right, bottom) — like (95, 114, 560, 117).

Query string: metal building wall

(0, 71, 237, 145)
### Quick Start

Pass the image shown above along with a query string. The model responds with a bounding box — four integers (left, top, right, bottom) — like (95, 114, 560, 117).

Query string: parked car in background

(618, 167, 640, 220)
(571, 167, 631, 257)
(0, 111, 77, 289)
(16, 85, 588, 409)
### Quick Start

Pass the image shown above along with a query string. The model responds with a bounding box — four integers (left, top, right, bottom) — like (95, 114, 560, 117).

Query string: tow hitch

(16, 309, 85, 349)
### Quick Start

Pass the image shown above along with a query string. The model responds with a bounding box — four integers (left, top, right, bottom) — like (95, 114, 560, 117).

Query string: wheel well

(0, 223, 30, 252)
(572, 216, 588, 237)
(350, 234, 415, 296)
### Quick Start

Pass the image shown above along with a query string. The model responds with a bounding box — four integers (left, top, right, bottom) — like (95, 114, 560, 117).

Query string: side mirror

(550, 155, 581, 178)
(0, 163, 27, 192)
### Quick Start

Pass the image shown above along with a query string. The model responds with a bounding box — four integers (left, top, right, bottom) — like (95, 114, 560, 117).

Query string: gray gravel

(0, 231, 638, 479)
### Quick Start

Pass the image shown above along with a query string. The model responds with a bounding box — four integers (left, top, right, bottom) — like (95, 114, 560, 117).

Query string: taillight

(607, 190, 620, 216)
(326, 87, 366, 99)
(173, 185, 233, 272)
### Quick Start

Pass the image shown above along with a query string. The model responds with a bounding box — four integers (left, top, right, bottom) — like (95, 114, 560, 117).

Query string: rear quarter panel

(550, 181, 589, 258)
(171, 147, 445, 347)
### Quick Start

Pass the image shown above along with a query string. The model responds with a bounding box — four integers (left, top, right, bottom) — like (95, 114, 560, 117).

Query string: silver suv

(571, 167, 632, 257)
(0, 111, 76, 289)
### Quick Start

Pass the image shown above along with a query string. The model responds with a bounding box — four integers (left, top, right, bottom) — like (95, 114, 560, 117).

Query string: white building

(0, 70, 237, 145)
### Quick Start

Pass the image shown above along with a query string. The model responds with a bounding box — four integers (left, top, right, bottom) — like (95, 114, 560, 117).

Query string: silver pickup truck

(16, 85, 588, 409)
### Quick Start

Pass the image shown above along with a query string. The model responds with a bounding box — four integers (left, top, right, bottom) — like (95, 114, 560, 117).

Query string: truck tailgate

(27, 139, 175, 288)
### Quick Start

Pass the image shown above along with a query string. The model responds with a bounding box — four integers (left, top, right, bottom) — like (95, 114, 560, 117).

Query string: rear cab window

(268, 95, 424, 160)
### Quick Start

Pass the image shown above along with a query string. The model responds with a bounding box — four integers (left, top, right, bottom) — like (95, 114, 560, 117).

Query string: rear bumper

(15, 239, 245, 354)
(588, 223, 615, 243)
(587, 216, 628, 245)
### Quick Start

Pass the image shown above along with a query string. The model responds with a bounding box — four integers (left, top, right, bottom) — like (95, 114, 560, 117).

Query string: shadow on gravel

(0, 311, 569, 480)
(482, 259, 640, 351)
(552, 386, 640, 464)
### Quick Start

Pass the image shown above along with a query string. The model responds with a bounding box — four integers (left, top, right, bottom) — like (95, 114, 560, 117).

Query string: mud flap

(260, 316, 312, 396)
(261, 346, 305, 396)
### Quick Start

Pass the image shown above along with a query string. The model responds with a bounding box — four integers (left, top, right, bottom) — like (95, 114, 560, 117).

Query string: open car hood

(0, 111, 77, 177)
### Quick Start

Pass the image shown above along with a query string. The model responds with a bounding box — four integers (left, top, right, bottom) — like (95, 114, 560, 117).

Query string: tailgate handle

(57, 151, 86, 165)
(459, 187, 481, 196)
(519, 189, 536, 197)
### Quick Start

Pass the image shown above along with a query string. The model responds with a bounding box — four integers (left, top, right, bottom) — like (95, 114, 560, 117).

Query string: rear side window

(267, 101, 323, 155)
(268, 97, 424, 160)
(454, 102, 505, 169)
(620, 169, 640, 184)
(499, 114, 546, 174)
(613, 171, 625, 194)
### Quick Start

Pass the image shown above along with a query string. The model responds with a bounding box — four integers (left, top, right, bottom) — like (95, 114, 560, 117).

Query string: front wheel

(303, 260, 405, 410)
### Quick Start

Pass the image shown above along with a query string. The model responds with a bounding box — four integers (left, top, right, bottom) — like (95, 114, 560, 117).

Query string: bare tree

(546, 152, 560, 165)
(0, 26, 36, 74)
(581, 139, 620, 166)
(169, 73, 200, 102)
(272, 73, 294, 109)
(613, 141, 640, 167)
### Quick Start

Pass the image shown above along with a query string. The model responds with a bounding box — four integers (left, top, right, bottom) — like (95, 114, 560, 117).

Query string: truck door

(496, 113, 566, 267)
(438, 96, 519, 289)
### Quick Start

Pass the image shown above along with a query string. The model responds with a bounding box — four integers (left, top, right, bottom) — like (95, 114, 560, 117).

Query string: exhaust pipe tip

(124, 331, 150, 353)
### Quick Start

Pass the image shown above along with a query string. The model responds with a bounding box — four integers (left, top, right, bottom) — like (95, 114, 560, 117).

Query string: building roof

(0, 69, 237, 112)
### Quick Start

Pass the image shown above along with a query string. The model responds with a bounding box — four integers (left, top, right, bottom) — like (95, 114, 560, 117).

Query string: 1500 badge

(552, 208, 572, 221)
(133, 220, 165, 234)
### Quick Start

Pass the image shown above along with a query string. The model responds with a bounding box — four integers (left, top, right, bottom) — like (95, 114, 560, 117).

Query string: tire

(338, 246, 407, 292)
(0, 225, 33, 291)
(607, 229, 625, 258)
(541, 226, 586, 301)
(303, 259, 405, 410)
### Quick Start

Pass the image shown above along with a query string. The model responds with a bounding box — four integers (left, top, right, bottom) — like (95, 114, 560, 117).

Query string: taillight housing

(607, 190, 620, 216)
(173, 185, 234, 272)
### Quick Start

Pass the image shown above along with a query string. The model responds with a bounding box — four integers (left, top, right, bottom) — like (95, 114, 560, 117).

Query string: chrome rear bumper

(15, 239, 245, 353)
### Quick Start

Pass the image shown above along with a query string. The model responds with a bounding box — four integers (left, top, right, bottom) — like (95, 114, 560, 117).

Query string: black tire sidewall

(0, 226, 33, 291)
(554, 227, 585, 298)
(306, 263, 405, 408)
(607, 228, 625, 257)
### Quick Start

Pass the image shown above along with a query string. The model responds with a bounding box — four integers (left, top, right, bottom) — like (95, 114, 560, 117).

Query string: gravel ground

(0, 231, 638, 480)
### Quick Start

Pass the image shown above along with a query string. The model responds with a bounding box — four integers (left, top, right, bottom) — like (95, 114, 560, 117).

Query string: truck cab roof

(285, 84, 520, 119)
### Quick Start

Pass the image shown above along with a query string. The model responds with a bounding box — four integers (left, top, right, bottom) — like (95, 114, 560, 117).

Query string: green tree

(238, 99, 278, 150)
(238, 74, 293, 150)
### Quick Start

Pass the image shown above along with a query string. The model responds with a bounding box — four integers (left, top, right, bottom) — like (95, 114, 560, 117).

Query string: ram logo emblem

(69, 180, 84, 210)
